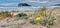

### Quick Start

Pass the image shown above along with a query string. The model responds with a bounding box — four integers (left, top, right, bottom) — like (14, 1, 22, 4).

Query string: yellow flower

(35, 16, 41, 21)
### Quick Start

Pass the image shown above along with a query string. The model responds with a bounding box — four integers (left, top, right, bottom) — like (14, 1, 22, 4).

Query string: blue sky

(0, 0, 60, 7)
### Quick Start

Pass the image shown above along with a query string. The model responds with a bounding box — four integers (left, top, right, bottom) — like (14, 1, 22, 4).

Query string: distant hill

(54, 4, 60, 6)
(18, 3, 31, 7)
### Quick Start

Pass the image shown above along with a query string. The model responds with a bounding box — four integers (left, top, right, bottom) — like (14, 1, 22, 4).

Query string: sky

(0, 0, 60, 7)
(0, 0, 60, 11)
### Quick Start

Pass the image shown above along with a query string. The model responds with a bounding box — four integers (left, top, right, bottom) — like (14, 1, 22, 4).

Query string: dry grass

(0, 7, 60, 28)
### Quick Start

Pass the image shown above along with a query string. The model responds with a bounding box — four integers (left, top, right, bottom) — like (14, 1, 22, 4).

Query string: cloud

(20, 0, 38, 2)
(20, 0, 48, 3)
(38, 1, 48, 3)
(0, 3, 17, 6)
(20, 0, 37, 1)
(20, 0, 47, 1)
(0, 3, 13, 6)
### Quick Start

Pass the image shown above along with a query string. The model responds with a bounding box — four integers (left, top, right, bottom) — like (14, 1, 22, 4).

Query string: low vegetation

(0, 7, 60, 28)
(29, 7, 56, 27)
(0, 11, 12, 18)
(16, 13, 28, 19)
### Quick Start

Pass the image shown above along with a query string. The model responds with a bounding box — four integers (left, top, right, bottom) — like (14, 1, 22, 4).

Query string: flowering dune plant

(35, 16, 41, 21)
(30, 7, 56, 27)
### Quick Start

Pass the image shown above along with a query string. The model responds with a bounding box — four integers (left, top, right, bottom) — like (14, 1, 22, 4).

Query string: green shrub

(16, 13, 27, 17)
(16, 13, 28, 19)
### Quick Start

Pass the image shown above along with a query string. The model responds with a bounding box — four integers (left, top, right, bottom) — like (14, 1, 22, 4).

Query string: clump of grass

(16, 13, 28, 20)
(29, 7, 56, 26)
(0, 11, 12, 18)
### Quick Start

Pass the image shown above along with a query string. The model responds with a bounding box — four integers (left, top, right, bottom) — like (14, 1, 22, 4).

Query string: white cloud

(0, 3, 17, 6)
(20, 0, 48, 3)
(0, 3, 13, 6)
(38, 1, 48, 3)
(22, 0, 37, 1)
